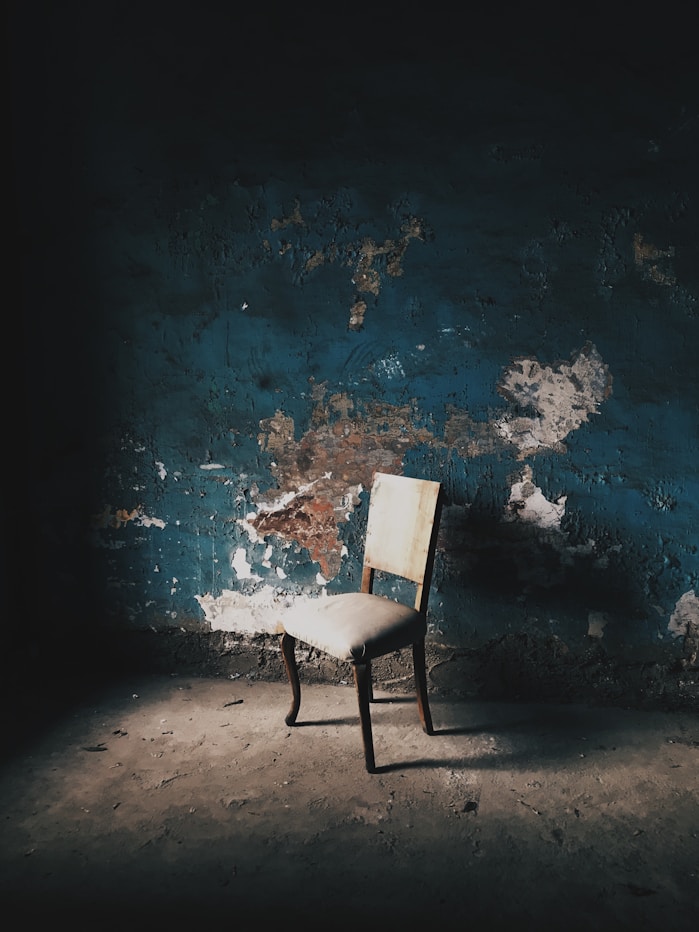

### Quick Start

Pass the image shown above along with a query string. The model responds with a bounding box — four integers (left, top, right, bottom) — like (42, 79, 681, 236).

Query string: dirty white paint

(195, 586, 316, 634)
(587, 611, 609, 638)
(156, 461, 167, 480)
(495, 344, 611, 458)
(668, 590, 699, 638)
(199, 463, 226, 470)
(132, 511, 166, 529)
(231, 547, 262, 581)
(375, 354, 405, 379)
(505, 466, 567, 530)
(91, 505, 167, 530)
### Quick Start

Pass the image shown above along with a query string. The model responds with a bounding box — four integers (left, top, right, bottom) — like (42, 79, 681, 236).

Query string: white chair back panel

(363, 473, 440, 584)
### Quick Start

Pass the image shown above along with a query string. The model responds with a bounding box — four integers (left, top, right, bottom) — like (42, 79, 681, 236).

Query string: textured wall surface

(12, 5, 698, 693)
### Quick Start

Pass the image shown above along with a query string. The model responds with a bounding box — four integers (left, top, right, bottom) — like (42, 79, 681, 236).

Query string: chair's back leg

(412, 639, 434, 735)
(352, 661, 376, 773)
(281, 633, 301, 726)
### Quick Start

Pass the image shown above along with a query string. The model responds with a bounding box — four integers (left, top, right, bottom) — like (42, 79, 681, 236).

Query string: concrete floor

(0, 673, 697, 931)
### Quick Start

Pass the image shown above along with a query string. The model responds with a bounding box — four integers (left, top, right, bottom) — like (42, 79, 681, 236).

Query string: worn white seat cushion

(283, 592, 426, 662)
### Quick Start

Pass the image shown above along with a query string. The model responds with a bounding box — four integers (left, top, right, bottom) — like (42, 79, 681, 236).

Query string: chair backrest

(362, 472, 442, 613)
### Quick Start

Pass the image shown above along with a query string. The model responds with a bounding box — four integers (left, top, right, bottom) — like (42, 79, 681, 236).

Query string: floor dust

(0, 674, 697, 930)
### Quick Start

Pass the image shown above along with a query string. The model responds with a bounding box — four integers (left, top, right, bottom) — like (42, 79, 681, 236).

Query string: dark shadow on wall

(429, 500, 697, 711)
(437, 502, 645, 640)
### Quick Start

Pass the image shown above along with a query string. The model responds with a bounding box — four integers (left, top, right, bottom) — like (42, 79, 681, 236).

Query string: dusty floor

(0, 673, 697, 931)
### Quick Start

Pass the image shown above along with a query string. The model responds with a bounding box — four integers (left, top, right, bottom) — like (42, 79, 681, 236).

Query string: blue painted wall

(12, 5, 698, 678)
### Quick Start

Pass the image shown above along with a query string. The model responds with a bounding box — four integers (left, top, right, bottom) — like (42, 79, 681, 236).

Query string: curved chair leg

(413, 639, 434, 735)
(352, 661, 376, 773)
(281, 633, 301, 726)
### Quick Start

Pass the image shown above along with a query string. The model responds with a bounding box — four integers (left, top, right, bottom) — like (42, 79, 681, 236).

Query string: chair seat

(283, 592, 426, 662)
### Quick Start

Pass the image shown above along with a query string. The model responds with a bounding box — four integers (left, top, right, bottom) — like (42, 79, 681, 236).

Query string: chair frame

(280, 473, 443, 772)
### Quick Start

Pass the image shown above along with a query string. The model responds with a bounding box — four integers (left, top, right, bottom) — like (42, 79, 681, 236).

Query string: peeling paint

(348, 299, 367, 331)
(633, 232, 676, 285)
(505, 466, 567, 530)
(374, 354, 406, 380)
(668, 590, 699, 638)
(495, 343, 612, 458)
(245, 345, 611, 580)
(194, 586, 299, 634)
(92, 505, 167, 530)
(251, 392, 436, 576)
(587, 611, 609, 638)
(231, 547, 262, 581)
(351, 219, 424, 294)
(270, 199, 304, 231)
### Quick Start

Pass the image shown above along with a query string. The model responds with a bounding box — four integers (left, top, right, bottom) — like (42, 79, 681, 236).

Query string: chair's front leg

(413, 639, 434, 735)
(281, 633, 301, 726)
(352, 661, 376, 773)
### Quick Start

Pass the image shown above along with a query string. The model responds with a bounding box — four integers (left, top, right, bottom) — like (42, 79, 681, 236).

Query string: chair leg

(352, 661, 376, 773)
(281, 633, 301, 726)
(413, 639, 434, 735)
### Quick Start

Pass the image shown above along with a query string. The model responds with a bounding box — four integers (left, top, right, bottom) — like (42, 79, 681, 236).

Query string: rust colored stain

(270, 199, 304, 231)
(251, 495, 338, 578)
(352, 219, 424, 293)
(92, 505, 142, 529)
(348, 299, 367, 332)
(305, 250, 325, 272)
(348, 218, 425, 328)
(443, 406, 506, 459)
(253, 391, 437, 576)
(633, 232, 676, 285)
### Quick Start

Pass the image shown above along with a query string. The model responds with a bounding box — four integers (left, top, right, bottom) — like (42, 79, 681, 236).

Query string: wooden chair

(280, 472, 443, 772)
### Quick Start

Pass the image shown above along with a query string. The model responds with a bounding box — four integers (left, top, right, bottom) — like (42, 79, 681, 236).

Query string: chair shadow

(293, 717, 359, 727)
(290, 696, 656, 775)
(370, 696, 414, 704)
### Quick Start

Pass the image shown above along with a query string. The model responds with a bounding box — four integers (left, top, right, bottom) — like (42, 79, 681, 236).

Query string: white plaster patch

(135, 513, 166, 529)
(231, 547, 262, 581)
(195, 587, 317, 634)
(668, 590, 699, 638)
(505, 466, 567, 530)
(238, 514, 263, 544)
(156, 461, 167, 480)
(495, 344, 612, 457)
(199, 463, 226, 470)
